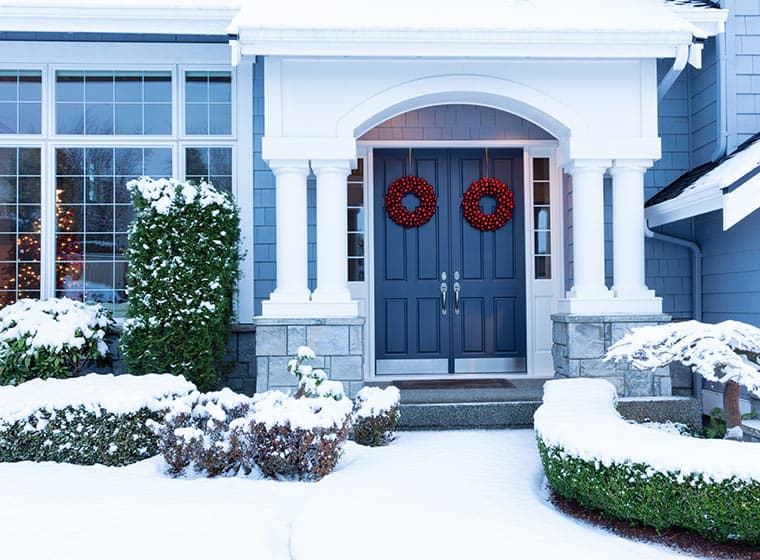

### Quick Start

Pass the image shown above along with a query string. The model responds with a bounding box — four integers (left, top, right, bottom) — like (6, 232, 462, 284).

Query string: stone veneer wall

(98, 324, 258, 395)
(551, 313, 672, 397)
(254, 317, 365, 397)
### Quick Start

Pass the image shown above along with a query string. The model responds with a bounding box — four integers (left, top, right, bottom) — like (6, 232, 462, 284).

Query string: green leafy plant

(704, 407, 758, 439)
(119, 178, 241, 391)
(0, 298, 113, 386)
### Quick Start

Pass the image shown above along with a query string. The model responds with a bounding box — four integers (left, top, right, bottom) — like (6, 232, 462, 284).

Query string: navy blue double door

(374, 149, 526, 376)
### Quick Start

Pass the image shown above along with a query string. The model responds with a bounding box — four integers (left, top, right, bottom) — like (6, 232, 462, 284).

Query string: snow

(676, 136, 760, 199)
(230, 0, 709, 35)
(127, 177, 234, 215)
(241, 390, 353, 431)
(535, 378, 760, 483)
(0, 430, 697, 560)
(0, 297, 112, 355)
(0, 373, 196, 423)
(607, 319, 760, 395)
(353, 385, 400, 419)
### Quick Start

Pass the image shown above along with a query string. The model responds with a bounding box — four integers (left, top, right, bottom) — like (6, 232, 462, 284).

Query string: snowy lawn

(0, 430, 697, 560)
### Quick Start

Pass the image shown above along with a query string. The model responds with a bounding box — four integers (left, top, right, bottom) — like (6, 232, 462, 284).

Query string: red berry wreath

(385, 176, 438, 228)
(461, 177, 514, 231)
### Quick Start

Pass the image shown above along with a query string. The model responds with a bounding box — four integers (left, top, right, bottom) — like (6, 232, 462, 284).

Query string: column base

(558, 295, 662, 315)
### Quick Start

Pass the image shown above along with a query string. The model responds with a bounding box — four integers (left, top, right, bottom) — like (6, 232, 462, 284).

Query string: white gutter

(658, 43, 690, 100)
(708, 0, 729, 162)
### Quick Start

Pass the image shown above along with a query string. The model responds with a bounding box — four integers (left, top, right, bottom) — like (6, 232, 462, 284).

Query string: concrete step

(366, 377, 550, 404)
(397, 401, 541, 430)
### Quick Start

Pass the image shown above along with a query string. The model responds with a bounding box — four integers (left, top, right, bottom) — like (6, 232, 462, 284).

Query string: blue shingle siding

(730, 0, 760, 147)
(695, 210, 760, 327)
(359, 105, 554, 141)
(252, 61, 277, 315)
(689, 36, 720, 166)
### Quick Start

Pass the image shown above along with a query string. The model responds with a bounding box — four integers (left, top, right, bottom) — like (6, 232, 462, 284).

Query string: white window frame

(0, 43, 253, 320)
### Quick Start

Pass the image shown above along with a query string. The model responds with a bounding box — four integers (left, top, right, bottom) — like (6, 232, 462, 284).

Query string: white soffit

(0, 0, 240, 36)
(229, 0, 727, 58)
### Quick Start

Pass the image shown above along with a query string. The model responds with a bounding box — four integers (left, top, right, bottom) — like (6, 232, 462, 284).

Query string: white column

(610, 160, 662, 312)
(311, 159, 359, 316)
(559, 160, 612, 313)
(261, 159, 311, 317)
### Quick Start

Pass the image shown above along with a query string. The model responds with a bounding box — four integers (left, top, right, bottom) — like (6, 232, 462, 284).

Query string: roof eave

(0, 4, 240, 36)
(646, 188, 723, 228)
(235, 29, 700, 59)
(673, 7, 728, 38)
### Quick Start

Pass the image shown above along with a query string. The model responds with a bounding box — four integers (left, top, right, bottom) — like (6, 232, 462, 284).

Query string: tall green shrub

(119, 177, 241, 391)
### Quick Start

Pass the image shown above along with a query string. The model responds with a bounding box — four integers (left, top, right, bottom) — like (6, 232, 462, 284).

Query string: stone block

(329, 355, 363, 380)
(624, 369, 654, 397)
(226, 378, 244, 392)
(607, 376, 625, 396)
(552, 322, 568, 345)
(268, 356, 296, 386)
(256, 326, 287, 356)
(227, 363, 249, 380)
(256, 371, 270, 393)
(656, 375, 673, 397)
(579, 358, 617, 378)
(347, 381, 365, 399)
(349, 325, 363, 355)
(567, 322, 605, 359)
(565, 359, 581, 378)
(243, 378, 257, 396)
(255, 357, 268, 379)
(287, 325, 306, 355)
(307, 325, 349, 355)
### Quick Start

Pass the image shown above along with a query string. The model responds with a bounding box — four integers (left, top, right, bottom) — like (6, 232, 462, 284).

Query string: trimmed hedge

(538, 438, 760, 544)
(0, 406, 161, 466)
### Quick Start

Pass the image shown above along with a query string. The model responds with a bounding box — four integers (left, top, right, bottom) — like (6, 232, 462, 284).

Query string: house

(2, 0, 754, 415)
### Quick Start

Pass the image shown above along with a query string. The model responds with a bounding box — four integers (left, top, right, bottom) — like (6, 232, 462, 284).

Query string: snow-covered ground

(0, 430, 696, 560)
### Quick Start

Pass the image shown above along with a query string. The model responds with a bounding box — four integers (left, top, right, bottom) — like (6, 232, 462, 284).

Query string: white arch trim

(337, 74, 587, 140)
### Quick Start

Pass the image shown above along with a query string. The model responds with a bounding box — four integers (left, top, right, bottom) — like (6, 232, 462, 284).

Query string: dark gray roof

(646, 131, 760, 208)
(665, 0, 721, 8)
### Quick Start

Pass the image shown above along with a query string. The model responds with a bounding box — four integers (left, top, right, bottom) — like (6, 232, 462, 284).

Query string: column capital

(610, 159, 654, 173)
(310, 159, 353, 176)
(267, 159, 310, 177)
(564, 159, 612, 175)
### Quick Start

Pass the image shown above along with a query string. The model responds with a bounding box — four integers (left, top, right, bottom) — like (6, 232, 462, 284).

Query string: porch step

(365, 377, 550, 404)
(397, 401, 541, 430)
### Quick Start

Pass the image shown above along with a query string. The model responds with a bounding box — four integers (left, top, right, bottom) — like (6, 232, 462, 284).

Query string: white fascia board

(723, 173, 760, 230)
(673, 7, 728, 38)
(0, 5, 239, 36)
(645, 189, 722, 228)
(237, 30, 695, 59)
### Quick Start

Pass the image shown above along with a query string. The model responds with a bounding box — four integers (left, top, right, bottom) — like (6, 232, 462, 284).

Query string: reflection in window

(55, 147, 172, 315)
(0, 148, 41, 307)
(185, 71, 232, 135)
(347, 160, 364, 282)
(533, 158, 551, 279)
(185, 147, 232, 192)
(0, 70, 42, 134)
(55, 71, 172, 135)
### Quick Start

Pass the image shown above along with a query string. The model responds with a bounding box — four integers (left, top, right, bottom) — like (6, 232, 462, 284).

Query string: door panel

(374, 148, 526, 375)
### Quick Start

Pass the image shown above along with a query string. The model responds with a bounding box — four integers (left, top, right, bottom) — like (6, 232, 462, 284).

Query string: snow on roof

(229, 0, 716, 34)
(646, 133, 760, 229)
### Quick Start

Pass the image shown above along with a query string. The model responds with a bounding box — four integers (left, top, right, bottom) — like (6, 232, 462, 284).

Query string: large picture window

(0, 64, 237, 314)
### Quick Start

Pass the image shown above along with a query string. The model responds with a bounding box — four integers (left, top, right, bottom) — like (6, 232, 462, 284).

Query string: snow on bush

(154, 388, 255, 477)
(0, 298, 113, 386)
(0, 373, 195, 466)
(287, 345, 346, 400)
(231, 390, 353, 481)
(535, 378, 760, 543)
(119, 176, 241, 391)
(352, 386, 400, 447)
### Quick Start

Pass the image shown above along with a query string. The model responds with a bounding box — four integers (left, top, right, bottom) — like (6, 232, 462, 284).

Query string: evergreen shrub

(119, 177, 241, 391)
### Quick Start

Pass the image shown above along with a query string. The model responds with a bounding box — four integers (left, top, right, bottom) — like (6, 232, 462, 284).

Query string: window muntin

(347, 160, 365, 282)
(184, 71, 232, 135)
(55, 71, 172, 135)
(0, 71, 42, 134)
(0, 148, 42, 306)
(55, 147, 172, 316)
(185, 147, 232, 192)
(532, 157, 551, 279)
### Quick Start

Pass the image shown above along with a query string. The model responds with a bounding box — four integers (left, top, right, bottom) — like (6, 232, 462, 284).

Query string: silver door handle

(453, 281, 460, 315)
(440, 282, 448, 316)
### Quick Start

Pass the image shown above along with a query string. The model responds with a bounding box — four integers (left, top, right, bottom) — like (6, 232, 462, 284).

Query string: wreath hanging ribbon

(384, 176, 438, 228)
(461, 177, 514, 231)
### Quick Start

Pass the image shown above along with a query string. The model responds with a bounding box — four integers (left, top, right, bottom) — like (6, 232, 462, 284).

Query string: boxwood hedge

(538, 437, 760, 544)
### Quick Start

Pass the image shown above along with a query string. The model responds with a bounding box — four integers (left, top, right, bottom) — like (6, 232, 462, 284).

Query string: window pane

(185, 71, 231, 135)
(0, 147, 41, 309)
(348, 258, 364, 282)
(348, 233, 364, 257)
(535, 256, 551, 280)
(0, 70, 42, 134)
(56, 146, 172, 316)
(56, 71, 171, 135)
(533, 158, 550, 181)
(185, 147, 232, 192)
(534, 207, 550, 230)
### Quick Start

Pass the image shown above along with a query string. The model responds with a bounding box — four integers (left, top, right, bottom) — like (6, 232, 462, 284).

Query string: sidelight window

(532, 157, 552, 279)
